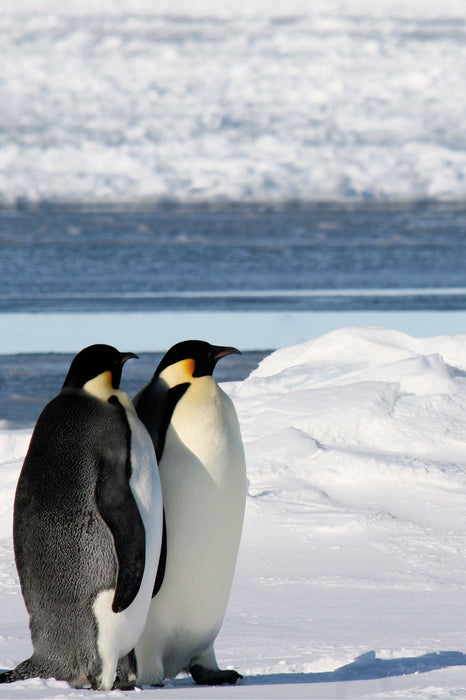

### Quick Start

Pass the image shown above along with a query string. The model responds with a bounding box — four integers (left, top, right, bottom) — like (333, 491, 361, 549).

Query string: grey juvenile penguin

(133, 340, 247, 686)
(0, 344, 163, 690)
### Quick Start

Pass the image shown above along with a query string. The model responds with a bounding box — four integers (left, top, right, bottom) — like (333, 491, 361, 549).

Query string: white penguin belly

(136, 378, 247, 685)
(93, 408, 163, 690)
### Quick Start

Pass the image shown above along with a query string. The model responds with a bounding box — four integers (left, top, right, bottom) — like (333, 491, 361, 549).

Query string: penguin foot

(190, 664, 243, 686)
(113, 678, 137, 691)
(114, 650, 138, 690)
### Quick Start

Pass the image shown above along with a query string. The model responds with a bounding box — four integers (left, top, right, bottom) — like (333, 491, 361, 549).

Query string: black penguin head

(62, 344, 138, 391)
(155, 340, 241, 381)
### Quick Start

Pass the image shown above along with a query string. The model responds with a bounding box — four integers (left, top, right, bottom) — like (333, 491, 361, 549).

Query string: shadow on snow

(2, 651, 466, 690)
(242, 650, 466, 686)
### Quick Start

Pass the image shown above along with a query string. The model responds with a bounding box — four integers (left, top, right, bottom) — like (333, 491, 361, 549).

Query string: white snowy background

(1, 0, 465, 205)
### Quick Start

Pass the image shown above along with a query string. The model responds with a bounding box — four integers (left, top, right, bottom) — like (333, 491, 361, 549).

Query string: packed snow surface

(1, 0, 466, 205)
(2, 326, 466, 698)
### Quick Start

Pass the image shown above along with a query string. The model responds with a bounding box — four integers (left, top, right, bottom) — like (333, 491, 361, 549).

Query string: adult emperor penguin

(133, 340, 247, 686)
(0, 344, 163, 691)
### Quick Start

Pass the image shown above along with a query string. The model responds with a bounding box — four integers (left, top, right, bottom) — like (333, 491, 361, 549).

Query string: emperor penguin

(133, 340, 247, 686)
(0, 344, 163, 691)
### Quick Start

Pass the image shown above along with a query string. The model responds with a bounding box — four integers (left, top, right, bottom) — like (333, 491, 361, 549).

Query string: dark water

(1, 202, 466, 312)
(1, 202, 466, 426)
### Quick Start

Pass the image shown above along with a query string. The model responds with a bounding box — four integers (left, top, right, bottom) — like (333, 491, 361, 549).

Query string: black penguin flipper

(152, 509, 167, 598)
(96, 396, 147, 614)
(134, 384, 188, 598)
(96, 466, 146, 613)
(156, 383, 190, 460)
(134, 382, 190, 462)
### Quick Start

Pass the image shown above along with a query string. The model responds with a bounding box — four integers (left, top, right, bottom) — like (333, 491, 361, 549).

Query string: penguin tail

(0, 669, 16, 683)
(0, 656, 50, 683)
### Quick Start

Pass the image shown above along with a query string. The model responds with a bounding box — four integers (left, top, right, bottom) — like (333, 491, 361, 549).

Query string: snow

(1, 1, 466, 206)
(2, 326, 466, 698)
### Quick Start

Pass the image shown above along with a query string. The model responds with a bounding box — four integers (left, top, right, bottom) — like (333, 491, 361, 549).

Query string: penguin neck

(83, 371, 134, 411)
(158, 358, 196, 388)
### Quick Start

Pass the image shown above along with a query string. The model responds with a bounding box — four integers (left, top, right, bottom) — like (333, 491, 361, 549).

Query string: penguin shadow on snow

(1, 651, 465, 689)
(235, 650, 466, 687)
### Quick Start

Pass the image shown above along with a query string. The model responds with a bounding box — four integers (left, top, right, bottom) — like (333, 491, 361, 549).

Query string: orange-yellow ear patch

(102, 370, 113, 386)
(160, 358, 196, 387)
(183, 358, 196, 376)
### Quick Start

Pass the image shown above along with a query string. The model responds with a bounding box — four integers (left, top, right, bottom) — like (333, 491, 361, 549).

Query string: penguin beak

(214, 346, 241, 361)
(120, 352, 139, 365)
(111, 352, 139, 389)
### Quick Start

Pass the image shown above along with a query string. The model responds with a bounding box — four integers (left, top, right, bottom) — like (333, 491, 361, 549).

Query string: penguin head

(155, 340, 241, 385)
(62, 344, 138, 394)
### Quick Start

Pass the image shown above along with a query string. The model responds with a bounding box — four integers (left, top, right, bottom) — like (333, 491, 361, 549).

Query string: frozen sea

(1, 202, 466, 426)
(1, 0, 466, 206)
